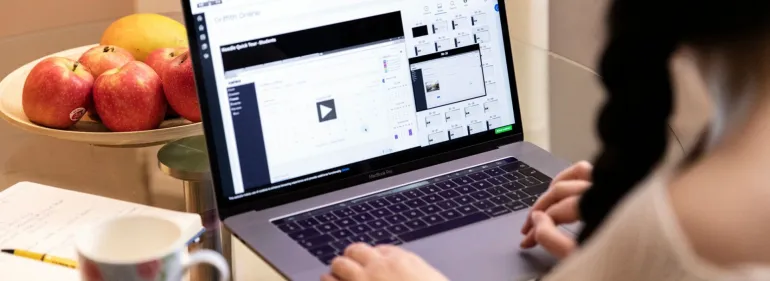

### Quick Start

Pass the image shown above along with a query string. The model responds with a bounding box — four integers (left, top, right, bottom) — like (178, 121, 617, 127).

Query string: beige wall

(548, 0, 710, 163)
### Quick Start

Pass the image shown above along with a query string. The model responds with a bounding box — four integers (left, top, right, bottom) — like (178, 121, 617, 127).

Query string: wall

(548, 0, 711, 163)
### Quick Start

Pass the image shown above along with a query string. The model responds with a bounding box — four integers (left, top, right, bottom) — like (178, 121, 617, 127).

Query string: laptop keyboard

(272, 157, 551, 265)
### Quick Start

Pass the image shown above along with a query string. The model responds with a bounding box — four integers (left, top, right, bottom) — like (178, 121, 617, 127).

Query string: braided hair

(578, 1, 770, 243)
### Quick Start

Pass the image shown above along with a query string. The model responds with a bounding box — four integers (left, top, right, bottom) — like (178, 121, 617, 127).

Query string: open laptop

(180, 0, 574, 280)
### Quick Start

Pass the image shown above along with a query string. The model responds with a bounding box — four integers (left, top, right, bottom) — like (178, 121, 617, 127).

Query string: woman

(323, 0, 770, 280)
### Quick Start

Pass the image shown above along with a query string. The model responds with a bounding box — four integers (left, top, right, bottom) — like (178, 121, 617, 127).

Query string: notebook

(0, 182, 205, 281)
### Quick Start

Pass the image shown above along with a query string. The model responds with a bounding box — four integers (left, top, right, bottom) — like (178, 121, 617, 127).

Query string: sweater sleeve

(540, 175, 766, 281)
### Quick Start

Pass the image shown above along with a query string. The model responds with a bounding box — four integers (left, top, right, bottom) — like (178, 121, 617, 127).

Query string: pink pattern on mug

(137, 260, 161, 280)
(83, 259, 104, 281)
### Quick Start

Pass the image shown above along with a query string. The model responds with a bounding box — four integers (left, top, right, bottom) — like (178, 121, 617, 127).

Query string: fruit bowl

(0, 45, 203, 147)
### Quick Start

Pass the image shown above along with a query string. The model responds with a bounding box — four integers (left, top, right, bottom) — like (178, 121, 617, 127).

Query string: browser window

(191, 0, 516, 197)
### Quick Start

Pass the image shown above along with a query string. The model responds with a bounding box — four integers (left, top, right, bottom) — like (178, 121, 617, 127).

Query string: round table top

(157, 135, 211, 181)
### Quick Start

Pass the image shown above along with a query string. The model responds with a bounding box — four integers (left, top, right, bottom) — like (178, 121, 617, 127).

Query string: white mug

(75, 215, 230, 281)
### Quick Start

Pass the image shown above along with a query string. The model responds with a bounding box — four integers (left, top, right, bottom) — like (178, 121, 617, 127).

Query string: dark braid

(577, 1, 770, 244)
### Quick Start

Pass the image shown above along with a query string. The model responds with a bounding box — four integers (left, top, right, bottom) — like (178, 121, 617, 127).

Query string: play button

(317, 99, 337, 122)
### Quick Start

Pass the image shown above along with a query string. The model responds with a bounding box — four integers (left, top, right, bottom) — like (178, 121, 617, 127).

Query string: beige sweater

(541, 173, 770, 281)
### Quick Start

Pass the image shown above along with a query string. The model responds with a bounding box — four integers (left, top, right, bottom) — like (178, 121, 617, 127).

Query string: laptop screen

(186, 0, 521, 203)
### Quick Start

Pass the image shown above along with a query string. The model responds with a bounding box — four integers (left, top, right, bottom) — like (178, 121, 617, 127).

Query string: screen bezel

(180, 0, 525, 219)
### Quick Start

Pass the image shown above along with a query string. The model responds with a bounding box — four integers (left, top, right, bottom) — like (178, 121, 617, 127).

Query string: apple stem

(103, 46, 113, 53)
(72, 62, 79, 72)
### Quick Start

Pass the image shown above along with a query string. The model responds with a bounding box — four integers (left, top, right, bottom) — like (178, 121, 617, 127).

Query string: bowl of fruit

(0, 14, 203, 147)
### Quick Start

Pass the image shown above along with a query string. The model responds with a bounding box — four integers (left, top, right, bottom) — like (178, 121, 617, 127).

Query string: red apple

(145, 47, 188, 118)
(78, 45, 134, 77)
(145, 47, 188, 77)
(93, 61, 167, 132)
(22, 57, 94, 129)
(163, 51, 200, 122)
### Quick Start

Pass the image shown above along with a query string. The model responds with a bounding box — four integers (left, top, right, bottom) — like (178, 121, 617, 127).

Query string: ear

(669, 46, 715, 154)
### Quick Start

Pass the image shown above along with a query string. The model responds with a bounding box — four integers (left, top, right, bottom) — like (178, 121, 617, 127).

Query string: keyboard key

(518, 177, 542, 187)
(454, 195, 475, 205)
(436, 200, 460, 210)
(505, 191, 524, 201)
(456, 185, 477, 194)
(387, 224, 410, 234)
(521, 197, 538, 206)
(472, 200, 494, 210)
(368, 230, 393, 240)
(333, 208, 356, 218)
(405, 219, 429, 229)
(438, 189, 461, 199)
(350, 234, 374, 244)
(314, 213, 338, 223)
(384, 214, 407, 224)
(484, 168, 506, 177)
(468, 172, 490, 181)
(277, 222, 301, 233)
(317, 223, 339, 232)
(352, 213, 375, 223)
(470, 181, 492, 190)
(488, 176, 509, 185)
(349, 224, 373, 234)
(419, 205, 441, 215)
(501, 162, 529, 172)
(405, 198, 427, 208)
(501, 182, 526, 192)
(403, 189, 425, 199)
(489, 195, 513, 205)
(330, 239, 352, 251)
(367, 219, 389, 230)
(505, 201, 527, 212)
(371, 208, 393, 217)
(297, 217, 320, 228)
(487, 186, 507, 196)
(300, 234, 334, 248)
(439, 209, 462, 220)
(418, 185, 442, 194)
(330, 229, 354, 239)
(435, 180, 458, 190)
(486, 206, 512, 217)
(470, 190, 492, 201)
(519, 168, 553, 182)
(289, 228, 321, 240)
(369, 198, 391, 208)
(335, 218, 356, 228)
(387, 203, 409, 213)
(423, 214, 447, 225)
(422, 194, 444, 203)
(502, 172, 525, 182)
(319, 253, 338, 265)
(402, 209, 425, 220)
(399, 212, 491, 242)
(521, 183, 549, 197)
(457, 205, 479, 215)
(374, 237, 402, 245)
(351, 203, 373, 213)
(385, 194, 408, 204)
(308, 245, 336, 257)
(451, 176, 474, 185)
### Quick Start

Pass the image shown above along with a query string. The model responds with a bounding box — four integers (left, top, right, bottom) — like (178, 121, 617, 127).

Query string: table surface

(231, 235, 286, 281)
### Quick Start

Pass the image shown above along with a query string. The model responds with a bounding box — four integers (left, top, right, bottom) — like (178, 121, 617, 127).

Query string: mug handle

(169, 249, 231, 281)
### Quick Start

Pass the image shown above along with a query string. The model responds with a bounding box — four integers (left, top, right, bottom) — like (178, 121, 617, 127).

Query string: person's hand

(322, 243, 449, 281)
(519, 161, 593, 259)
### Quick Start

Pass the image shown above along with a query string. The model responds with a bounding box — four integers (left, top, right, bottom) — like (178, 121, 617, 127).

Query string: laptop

(180, 0, 574, 280)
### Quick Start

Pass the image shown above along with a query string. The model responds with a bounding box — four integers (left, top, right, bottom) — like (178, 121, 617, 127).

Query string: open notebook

(0, 182, 204, 281)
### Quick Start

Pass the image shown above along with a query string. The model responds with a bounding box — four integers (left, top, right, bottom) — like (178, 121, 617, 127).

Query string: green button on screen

(495, 125, 513, 134)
